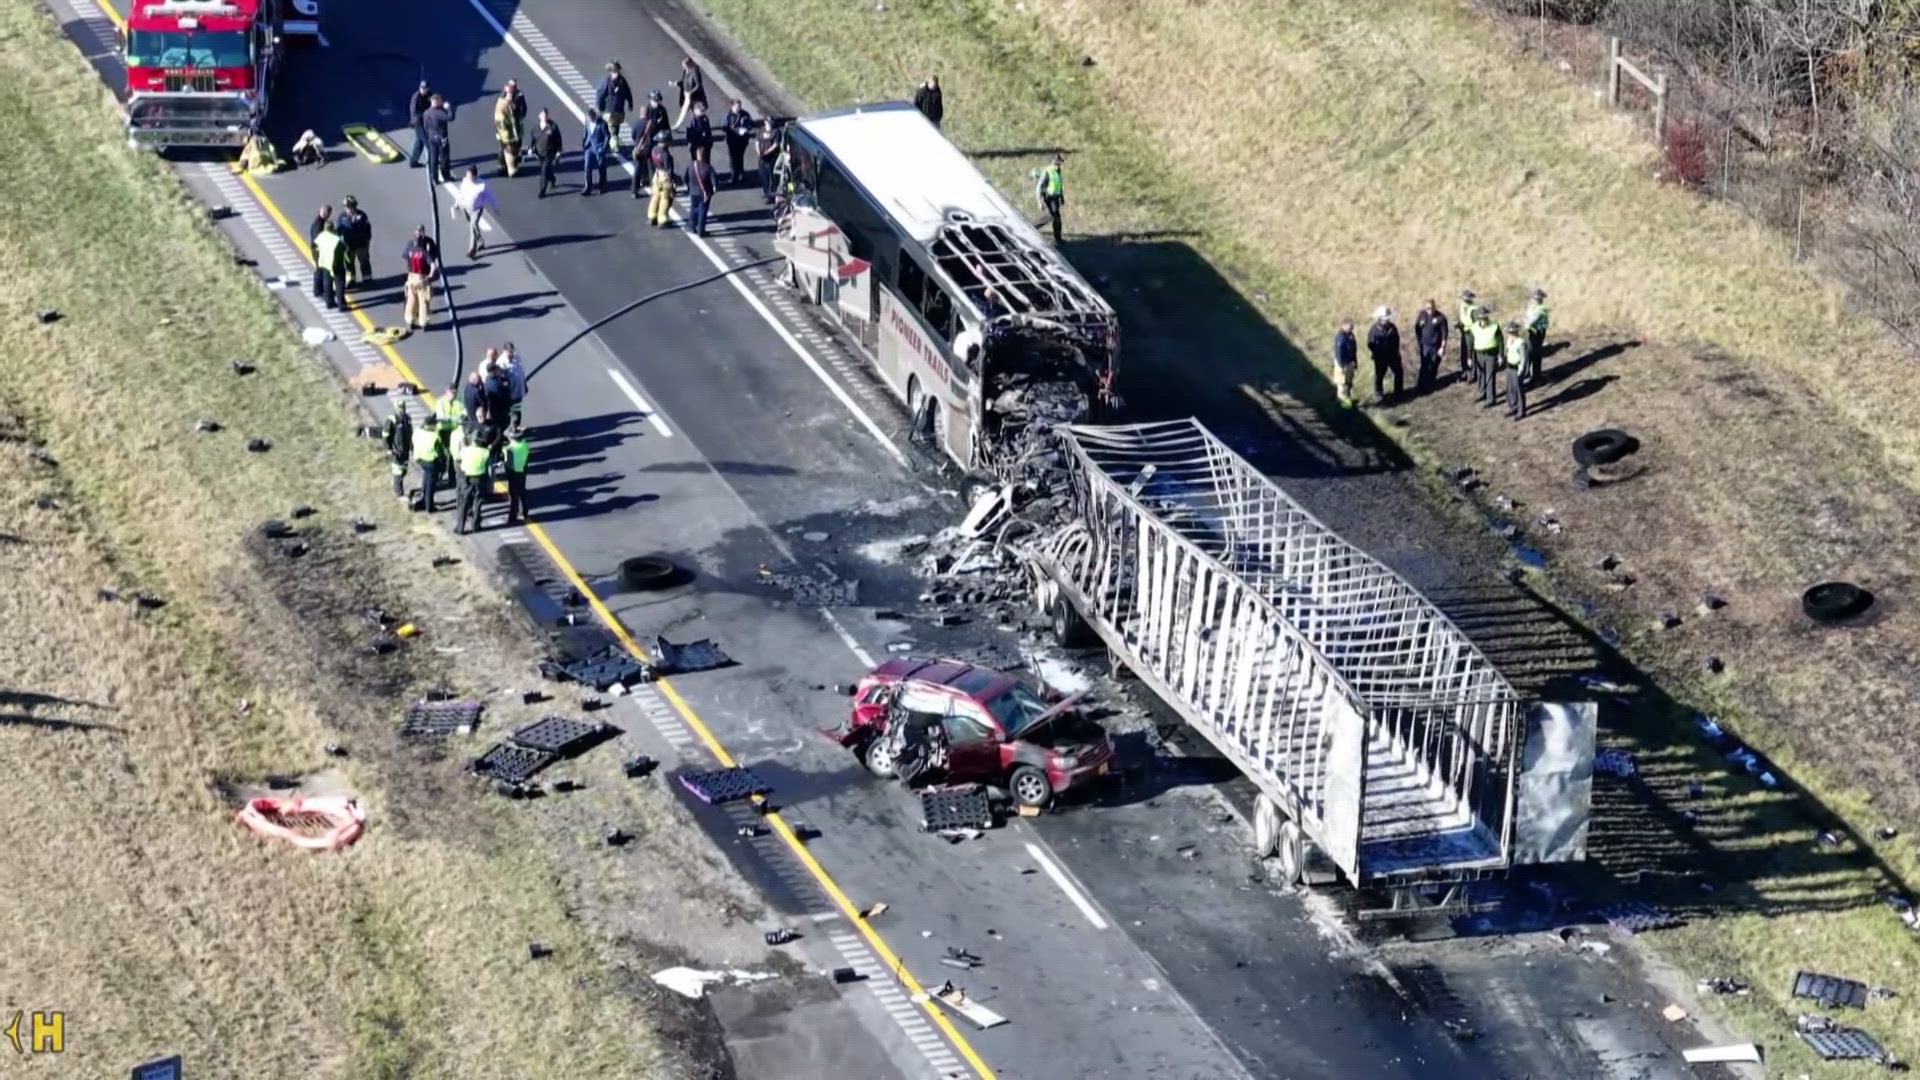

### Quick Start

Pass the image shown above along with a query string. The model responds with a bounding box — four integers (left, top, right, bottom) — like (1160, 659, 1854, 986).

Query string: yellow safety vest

(1526, 301, 1550, 334)
(1505, 334, 1528, 370)
(411, 427, 441, 463)
(459, 443, 491, 477)
(505, 438, 530, 473)
(1458, 299, 1475, 328)
(1043, 165, 1063, 196)
(436, 397, 465, 430)
(1470, 319, 1502, 352)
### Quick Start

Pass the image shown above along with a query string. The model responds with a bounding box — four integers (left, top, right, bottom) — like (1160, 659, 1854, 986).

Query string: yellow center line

(98, 0, 998, 1066)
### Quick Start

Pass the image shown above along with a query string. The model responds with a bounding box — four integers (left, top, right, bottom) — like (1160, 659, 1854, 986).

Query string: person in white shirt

(501, 342, 527, 426)
(453, 166, 499, 258)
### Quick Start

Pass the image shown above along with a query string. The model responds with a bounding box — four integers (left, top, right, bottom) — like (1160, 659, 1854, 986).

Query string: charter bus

(774, 102, 1119, 476)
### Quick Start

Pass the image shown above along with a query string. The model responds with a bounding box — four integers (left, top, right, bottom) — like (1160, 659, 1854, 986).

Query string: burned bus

(774, 102, 1119, 477)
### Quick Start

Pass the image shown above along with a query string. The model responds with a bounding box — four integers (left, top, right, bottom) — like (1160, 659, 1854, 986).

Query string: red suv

(825, 657, 1116, 810)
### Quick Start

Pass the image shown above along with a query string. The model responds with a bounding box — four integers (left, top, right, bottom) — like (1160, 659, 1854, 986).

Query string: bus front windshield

(126, 29, 250, 69)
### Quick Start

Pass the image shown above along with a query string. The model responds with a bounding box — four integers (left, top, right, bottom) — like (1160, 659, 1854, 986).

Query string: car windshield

(127, 29, 250, 69)
(982, 683, 1052, 736)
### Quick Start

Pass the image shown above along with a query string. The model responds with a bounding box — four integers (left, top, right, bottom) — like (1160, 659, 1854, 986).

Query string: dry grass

(691, 0, 1920, 1069)
(0, 2, 764, 1076)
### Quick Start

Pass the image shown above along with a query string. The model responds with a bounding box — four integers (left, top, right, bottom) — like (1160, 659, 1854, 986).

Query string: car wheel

(1051, 595, 1098, 649)
(1803, 581, 1873, 624)
(1009, 765, 1052, 810)
(861, 736, 898, 778)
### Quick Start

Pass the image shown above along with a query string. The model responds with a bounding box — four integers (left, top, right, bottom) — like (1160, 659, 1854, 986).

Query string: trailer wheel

(1252, 795, 1282, 859)
(1009, 765, 1053, 810)
(1051, 596, 1098, 649)
(1274, 820, 1305, 887)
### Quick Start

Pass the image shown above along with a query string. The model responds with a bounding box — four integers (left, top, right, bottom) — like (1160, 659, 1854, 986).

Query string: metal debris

(1794, 971, 1869, 1009)
(194, 418, 222, 432)
(651, 635, 734, 675)
(1593, 749, 1637, 778)
(1697, 976, 1751, 996)
(35, 308, 61, 324)
(231, 358, 255, 375)
(246, 437, 271, 453)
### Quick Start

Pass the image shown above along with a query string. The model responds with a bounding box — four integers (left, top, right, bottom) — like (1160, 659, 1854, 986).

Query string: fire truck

(120, 0, 320, 150)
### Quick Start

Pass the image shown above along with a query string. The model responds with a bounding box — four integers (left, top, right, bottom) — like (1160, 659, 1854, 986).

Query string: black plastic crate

(920, 785, 992, 832)
(509, 716, 610, 756)
(471, 743, 558, 785)
(1800, 1026, 1887, 1062)
(679, 766, 770, 805)
(400, 699, 485, 738)
(1793, 971, 1869, 1009)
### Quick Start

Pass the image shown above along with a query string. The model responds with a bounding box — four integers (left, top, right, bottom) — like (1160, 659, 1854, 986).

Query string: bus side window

(922, 285, 955, 338)
(897, 254, 928, 309)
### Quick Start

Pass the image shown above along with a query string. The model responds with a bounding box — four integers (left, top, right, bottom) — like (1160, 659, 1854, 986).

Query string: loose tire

(1051, 595, 1099, 649)
(1274, 819, 1305, 887)
(1571, 429, 1639, 468)
(1802, 581, 1873, 624)
(619, 555, 677, 592)
(1009, 765, 1053, 810)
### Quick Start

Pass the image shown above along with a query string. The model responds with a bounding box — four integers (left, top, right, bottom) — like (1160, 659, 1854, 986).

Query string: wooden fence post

(1608, 37, 1622, 107)
(1653, 72, 1668, 142)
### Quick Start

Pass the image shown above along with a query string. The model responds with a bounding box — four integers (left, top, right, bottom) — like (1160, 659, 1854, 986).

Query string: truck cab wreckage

(775, 102, 1119, 477)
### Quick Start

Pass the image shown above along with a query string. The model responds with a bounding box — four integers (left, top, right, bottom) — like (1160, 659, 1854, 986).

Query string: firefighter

(647, 134, 677, 227)
(312, 219, 346, 311)
(633, 92, 671, 194)
(337, 196, 372, 288)
(411, 415, 443, 512)
(1456, 289, 1477, 376)
(1035, 151, 1065, 243)
(382, 407, 413, 498)
(1469, 306, 1504, 407)
(400, 225, 438, 330)
(494, 82, 523, 177)
(1524, 287, 1550, 385)
(1504, 320, 1530, 420)
(456, 424, 494, 535)
(503, 422, 530, 525)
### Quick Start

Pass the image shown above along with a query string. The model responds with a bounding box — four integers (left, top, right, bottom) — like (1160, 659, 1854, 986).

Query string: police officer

(457, 425, 494, 534)
(722, 99, 754, 186)
(422, 93, 454, 183)
(1504, 320, 1529, 420)
(1524, 287, 1550, 385)
(1413, 298, 1448, 390)
(684, 101, 714, 164)
(503, 423, 531, 525)
(1469, 307, 1504, 407)
(382, 406, 413, 498)
(338, 196, 372, 288)
(406, 80, 433, 168)
(1036, 151, 1065, 243)
(535, 109, 564, 198)
(1456, 289, 1478, 376)
(411, 414, 443, 511)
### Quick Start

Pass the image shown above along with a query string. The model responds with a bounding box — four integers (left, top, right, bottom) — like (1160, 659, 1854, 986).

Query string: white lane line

(820, 608, 878, 668)
(1025, 841, 1110, 930)
(456, 0, 910, 471)
(441, 182, 494, 231)
(606, 367, 674, 437)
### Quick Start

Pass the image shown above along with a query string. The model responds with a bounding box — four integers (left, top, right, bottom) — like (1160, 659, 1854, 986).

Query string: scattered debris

(1879, 827, 1901, 841)
(539, 644, 649, 690)
(581, 697, 609, 712)
(527, 942, 552, 960)
(1819, 829, 1845, 847)
(1653, 611, 1681, 630)
(194, 418, 222, 432)
(830, 967, 864, 985)
(1682, 1043, 1761, 1065)
(960, 486, 1013, 537)
(802, 530, 831, 542)
(680, 766, 771, 805)
(1697, 976, 1751, 996)
(133, 592, 165, 610)
(651, 967, 776, 1000)
(1804, 580, 1875, 624)
(1702, 655, 1725, 674)
(861, 902, 889, 920)
(651, 635, 734, 675)
(1593, 553, 1620, 572)
(246, 437, 271, 453)
(765, 928, 798, 946)
(920, 785, 993, 832)
(920, 981, 1008, 1029)
(431, 554, 459, 568)
(323, 742, 347, 758)
(301, 327, 335, 346)
(605, 828, 632, 847)
(886, 641, 914, 653)
(937, 827, 985, 844)
(97, 588, 119, 603)
(1662, 1004, 1689, 1023)
(235, 795, 365, 852)
(231, 358, 255, 375)
(1698, 593, 1727, 612)
(1444, 1019, 1478, 1041)
(1873, 986, 1900, 1002)
(942, 947, 983, 970)
(551, 778, 582, 793)
(1794, 971, 1869, 1009)
(760, 567, 859, 606)
(1593, 748, 1638, 779)
(35, 308, 61, 324)
(1797, 1014, 1893, 1065)
(470, 743, 558, 785)
(349, 515, 376, 534)
(1594, 901, 1684, 934)
(510, 716, 615, 757)
(622, 754, 658, 779)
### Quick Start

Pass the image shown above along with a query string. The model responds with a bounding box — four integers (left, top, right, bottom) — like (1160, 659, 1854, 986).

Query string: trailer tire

(1802, 581, 1873, 624)
(1252, 795, 1282, 859)
(1051, 596, 1098, 649)
(1274, 820, 1305, 887)
(1009, 765, 1053, 810)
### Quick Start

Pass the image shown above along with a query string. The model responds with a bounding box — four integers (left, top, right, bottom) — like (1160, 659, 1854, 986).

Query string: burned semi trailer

(773, 102, 1119, 477)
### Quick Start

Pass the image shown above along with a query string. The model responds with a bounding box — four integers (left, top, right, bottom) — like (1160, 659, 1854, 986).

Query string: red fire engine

(120, 0, 319, 149)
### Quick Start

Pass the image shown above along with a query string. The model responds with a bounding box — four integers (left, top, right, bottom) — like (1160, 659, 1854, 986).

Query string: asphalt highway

(50, 0, 1716, 1076)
